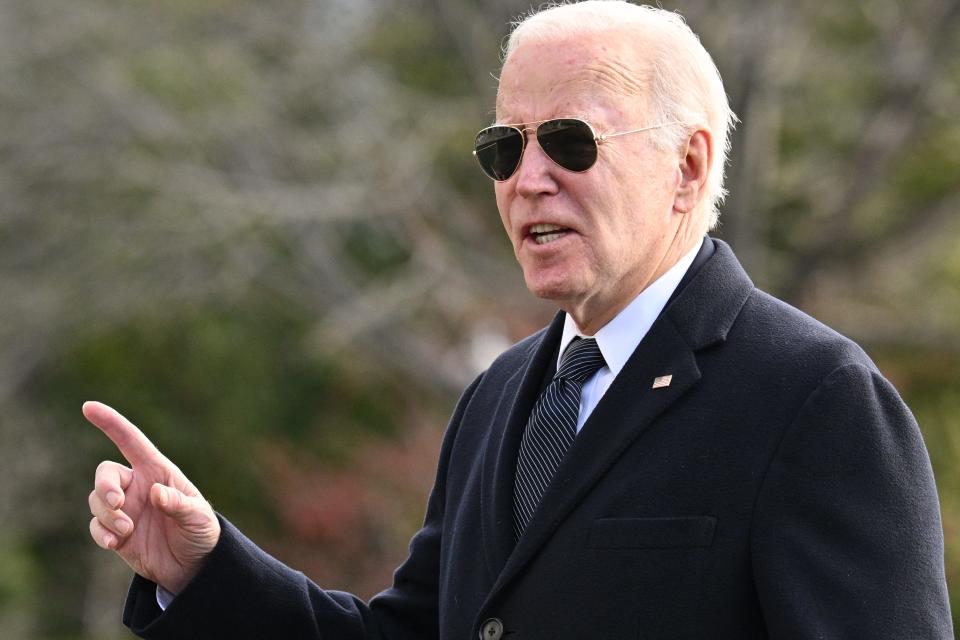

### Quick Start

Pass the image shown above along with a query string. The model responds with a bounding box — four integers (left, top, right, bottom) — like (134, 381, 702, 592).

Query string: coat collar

(479, 238, 754, 611)
(665, 238, 753, 351)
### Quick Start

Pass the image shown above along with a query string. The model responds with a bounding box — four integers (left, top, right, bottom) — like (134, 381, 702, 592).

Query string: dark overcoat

(123, 239, 952, 639)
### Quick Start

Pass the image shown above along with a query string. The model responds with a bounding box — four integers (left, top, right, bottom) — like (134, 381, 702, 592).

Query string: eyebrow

(492, 113, 594, 127)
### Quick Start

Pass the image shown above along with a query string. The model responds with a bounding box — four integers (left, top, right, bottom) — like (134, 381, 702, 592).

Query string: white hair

(502, 1, 737, 228)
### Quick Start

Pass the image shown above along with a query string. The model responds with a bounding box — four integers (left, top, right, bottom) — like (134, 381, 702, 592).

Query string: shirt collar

(558, 241, 702, 375)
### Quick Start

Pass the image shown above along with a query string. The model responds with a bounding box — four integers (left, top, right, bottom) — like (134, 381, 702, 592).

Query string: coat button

(479, 617, 504, 640)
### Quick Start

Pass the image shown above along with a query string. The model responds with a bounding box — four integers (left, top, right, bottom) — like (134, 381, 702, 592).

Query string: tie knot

(556, 337, 606, 383)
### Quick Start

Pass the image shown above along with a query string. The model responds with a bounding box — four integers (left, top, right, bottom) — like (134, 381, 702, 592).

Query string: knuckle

(95, 514, 114, 535)
(96, 459, 115, 475)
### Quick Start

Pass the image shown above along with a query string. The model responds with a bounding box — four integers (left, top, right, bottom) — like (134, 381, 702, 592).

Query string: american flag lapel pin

(652, 374, 673, 389)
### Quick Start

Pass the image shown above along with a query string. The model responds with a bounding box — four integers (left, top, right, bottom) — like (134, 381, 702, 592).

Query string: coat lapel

(486, 318, 700, 600)
(480, 312, 565, 578)
(480, 238, 754, 609)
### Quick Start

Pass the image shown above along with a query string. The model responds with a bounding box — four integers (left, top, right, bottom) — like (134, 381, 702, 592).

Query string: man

(86, 2, 952, 638)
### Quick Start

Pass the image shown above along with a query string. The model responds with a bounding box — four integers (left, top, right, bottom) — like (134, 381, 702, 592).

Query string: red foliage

(257, 418, 444, 599)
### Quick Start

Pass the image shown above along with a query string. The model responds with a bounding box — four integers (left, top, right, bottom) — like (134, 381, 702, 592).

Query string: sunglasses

(473, 117, 677, 181)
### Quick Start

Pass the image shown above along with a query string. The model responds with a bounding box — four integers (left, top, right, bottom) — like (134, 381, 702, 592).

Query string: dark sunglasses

(473, 117, 676, 181)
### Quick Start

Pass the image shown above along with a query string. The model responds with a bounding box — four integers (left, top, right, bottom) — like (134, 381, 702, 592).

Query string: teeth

(528, 223, 570, 245)
(534, 232, 566, 244)
(529, 223, 565, 233)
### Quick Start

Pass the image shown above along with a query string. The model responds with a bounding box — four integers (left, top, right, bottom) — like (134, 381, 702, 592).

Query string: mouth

(526, 223, 573, 245)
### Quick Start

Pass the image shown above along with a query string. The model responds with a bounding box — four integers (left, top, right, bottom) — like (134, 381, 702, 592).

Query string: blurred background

(1, 0, 958, 637)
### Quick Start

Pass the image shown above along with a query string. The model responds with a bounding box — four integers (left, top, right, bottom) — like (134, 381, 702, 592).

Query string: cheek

(494, 185, 512, 231)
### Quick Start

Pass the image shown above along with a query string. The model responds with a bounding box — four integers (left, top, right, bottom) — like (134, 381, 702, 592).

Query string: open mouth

(528, 223, 571, 245)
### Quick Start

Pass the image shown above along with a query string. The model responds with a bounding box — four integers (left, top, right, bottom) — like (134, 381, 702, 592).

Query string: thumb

(150, 483, 205, 523)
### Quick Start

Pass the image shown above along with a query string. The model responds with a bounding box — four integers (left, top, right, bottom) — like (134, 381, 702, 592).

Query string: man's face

(495, 34, 694, 333)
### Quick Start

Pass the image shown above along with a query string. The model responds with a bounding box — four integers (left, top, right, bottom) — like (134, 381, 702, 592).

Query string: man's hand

(84, 401, 221, 596)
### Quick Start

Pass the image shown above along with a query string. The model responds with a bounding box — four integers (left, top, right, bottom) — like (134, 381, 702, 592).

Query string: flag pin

(652, 374, 673, 389)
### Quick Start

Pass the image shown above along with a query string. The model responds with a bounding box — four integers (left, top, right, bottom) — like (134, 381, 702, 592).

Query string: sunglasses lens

(475, 126, 524, 181)
(537, 119, 597, 172)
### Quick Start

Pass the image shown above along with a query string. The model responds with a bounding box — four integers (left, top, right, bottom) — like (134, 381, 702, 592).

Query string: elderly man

(86, 2, 952, 638)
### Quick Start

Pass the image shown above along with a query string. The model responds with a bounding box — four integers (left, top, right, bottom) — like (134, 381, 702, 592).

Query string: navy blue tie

(513, 337, 606, 539)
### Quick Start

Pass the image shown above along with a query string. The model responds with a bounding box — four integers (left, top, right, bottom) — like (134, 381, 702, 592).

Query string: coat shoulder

(734, 288, 878, 379)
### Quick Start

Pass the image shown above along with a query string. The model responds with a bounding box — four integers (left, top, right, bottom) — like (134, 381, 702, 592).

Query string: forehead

(496, 34, 647, 123)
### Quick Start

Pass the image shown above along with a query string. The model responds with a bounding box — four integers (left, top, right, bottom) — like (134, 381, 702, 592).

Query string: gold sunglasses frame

(473, 117, 681, 181)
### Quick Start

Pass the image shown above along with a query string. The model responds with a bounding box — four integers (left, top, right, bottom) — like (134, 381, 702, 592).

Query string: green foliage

(893, 126, 960, 207)
(340, 220, 413, 278)
(40, 298, 415, 526)
(0, 538, 38, 610)
(812, 3, 881, 49)
(363, 11, 474, 96)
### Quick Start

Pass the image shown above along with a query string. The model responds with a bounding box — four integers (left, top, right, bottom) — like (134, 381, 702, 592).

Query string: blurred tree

(1, 0, 958, 637)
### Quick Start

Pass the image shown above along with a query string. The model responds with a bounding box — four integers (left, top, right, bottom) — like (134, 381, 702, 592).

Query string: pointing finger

(83, 401, 162, 466)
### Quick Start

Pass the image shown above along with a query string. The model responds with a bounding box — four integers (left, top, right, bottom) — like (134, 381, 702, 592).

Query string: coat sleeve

(750, 363, 953, 639)
(122, 373, 484, 640)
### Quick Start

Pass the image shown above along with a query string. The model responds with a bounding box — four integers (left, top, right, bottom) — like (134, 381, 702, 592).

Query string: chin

(523, 272, 582, 304)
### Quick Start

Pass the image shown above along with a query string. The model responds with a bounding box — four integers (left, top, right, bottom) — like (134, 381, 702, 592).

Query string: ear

(673, 129, 712, 214)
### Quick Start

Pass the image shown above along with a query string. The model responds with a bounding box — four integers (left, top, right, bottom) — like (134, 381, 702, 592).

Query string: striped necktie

(513, 337, 606, 539)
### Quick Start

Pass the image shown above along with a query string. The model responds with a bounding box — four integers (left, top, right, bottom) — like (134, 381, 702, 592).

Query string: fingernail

(107, 492, 121, 509)
(115, 519, 130, 535)
(104, 534, 116, 548)
(158, 487, 168, 507)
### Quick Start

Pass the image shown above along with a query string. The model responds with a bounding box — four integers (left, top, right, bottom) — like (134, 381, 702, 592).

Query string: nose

(513, 135, 560, 198)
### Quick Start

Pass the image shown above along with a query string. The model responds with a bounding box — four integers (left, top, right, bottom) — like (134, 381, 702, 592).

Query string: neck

(565, 235, 703, 335)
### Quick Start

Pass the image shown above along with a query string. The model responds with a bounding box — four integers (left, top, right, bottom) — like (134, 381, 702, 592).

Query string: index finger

(83, 401, 162, 466)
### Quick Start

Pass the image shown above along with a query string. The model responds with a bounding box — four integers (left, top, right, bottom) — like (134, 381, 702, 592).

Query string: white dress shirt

(157, 241, 702, 611)
(557, 241, 701, 432)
